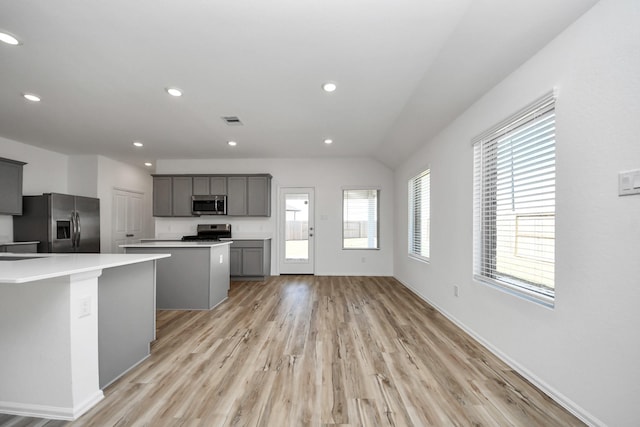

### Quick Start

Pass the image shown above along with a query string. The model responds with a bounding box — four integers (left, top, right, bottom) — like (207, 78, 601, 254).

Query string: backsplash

(154, 217, 274, 239)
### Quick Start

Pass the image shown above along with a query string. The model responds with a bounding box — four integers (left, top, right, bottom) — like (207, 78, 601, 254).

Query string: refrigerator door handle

(70, 211, 77, 248)
(75, 211, 81, 248)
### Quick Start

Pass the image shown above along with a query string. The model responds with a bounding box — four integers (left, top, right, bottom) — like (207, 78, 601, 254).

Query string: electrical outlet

(78, 296, 91, 318)
(453, 285, 459, 297)
(361, 257, 366, 263)
(219, 254, 224, 264)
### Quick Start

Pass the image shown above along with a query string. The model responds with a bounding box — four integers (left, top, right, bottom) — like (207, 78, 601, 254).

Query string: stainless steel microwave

(192, 195, 227, 215)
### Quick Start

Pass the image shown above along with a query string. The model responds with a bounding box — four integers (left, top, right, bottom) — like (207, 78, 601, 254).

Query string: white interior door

(279, 187, 315, 274)
(112, 189, 143, 253)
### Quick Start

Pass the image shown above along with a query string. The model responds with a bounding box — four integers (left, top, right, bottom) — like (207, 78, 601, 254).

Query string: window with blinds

(408, 169, 430, 260)
(343, 189, 379, 249)
(473, 91, 556, 306)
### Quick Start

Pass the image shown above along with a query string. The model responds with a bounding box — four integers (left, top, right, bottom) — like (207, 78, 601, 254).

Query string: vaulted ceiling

(0, 0, 598, 170)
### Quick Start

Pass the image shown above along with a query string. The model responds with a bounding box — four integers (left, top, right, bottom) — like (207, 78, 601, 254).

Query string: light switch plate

(619, 169, 640, 196)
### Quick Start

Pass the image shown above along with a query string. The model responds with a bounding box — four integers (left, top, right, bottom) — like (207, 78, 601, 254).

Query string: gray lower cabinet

(230, 239, 271, 280)
(0, 157, 26, 215)
(125, 244, 230, 310)
(98, 261, 155, 388)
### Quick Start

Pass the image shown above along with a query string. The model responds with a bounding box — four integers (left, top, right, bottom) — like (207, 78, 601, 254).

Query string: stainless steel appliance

(182, 224, 231, 241)
(192, 195, 227, 215)
(13, 193, 101, 253)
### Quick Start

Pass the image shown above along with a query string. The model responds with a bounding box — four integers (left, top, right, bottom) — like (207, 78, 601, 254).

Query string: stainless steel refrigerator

(13, 193, 100, 253)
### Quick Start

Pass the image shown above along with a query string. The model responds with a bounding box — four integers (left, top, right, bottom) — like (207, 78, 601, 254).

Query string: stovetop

(182, 224, 232, 241)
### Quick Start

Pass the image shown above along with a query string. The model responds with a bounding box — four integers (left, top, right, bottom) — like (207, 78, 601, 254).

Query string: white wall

(0, 136, 154, 252)
(156, 157, 394, 276)
(393, 1, 640, 426)
(0, 136, 68, 242)
(68, 155, 99, 198)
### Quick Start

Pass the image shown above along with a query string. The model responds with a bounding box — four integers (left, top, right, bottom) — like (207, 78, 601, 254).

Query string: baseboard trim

(0, 390, 103, 421)
(395, 277, 605, 427)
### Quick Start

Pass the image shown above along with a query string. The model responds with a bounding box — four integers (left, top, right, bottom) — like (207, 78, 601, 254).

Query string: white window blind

(408, 169, 430, 260)
(473, 91, 556, 305)
(343, 189, 379, 249)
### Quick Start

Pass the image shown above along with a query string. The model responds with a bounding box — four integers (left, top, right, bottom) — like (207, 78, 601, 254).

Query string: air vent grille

(222, 116, 243, 126)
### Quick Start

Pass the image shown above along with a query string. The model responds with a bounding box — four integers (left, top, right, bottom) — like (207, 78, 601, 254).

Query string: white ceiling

(0, 0, 598, 170)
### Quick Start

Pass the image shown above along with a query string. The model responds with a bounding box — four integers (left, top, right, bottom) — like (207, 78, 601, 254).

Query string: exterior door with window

(279, 188, 314, 274)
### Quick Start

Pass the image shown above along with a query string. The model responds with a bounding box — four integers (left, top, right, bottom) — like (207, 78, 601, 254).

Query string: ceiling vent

(221, 116, 243, 126)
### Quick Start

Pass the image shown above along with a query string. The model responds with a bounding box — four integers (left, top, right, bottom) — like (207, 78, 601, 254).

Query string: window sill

(408, 254, 430, 264)
(342, 247, 380, 251)
(474, 275, 555, 309)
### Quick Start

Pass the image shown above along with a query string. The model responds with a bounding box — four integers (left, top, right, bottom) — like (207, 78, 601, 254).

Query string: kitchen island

(0, 252, 169, 421)
(122, 241, 231, 310)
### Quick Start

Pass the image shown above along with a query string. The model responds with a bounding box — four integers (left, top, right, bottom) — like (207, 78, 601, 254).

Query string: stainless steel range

(182, 224, 231, 241)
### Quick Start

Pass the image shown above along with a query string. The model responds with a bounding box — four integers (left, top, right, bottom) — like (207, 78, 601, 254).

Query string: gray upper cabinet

(193, 176, 227, 195)
(172, 177, 193, 217)
(153, 173, 271, 217)
(210, 177, 227, 195)
(152, 176, 192, 217)
(247, 176, 271, 216)
(153, 177, 173, 216)
(0, 157, 26, 215)
(227, 176, 247, 216)
(192, 177, 210, 195)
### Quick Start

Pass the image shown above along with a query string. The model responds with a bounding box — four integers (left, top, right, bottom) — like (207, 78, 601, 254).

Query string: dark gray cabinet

(0, 157, 26, 215)
(172, 177, 193, 217)
(193, 176, 227, 195)
(227, 175, 272, 217)
(230, 239, 271, 280)
(153, 174, 271, 217)
(152, 176, 172, 217)
(247, 176, 271, 216)
(0, 243, 37, 253)
(227, 176, 247, 216)
(152, 176, 193, 217)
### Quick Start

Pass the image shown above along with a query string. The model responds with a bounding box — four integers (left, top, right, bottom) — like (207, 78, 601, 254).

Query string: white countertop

(220, 236, 272, 241)
(0, 241, 39, 246)
(0, 253, 170, 284)
(121, 241, 233, 248)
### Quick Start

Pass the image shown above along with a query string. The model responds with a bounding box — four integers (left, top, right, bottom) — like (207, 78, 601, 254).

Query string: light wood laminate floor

(1, 276, 584, 426)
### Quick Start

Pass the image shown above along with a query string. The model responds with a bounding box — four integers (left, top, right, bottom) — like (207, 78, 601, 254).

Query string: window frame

(408, 168, 431, 262)
(472, 90, 556, 307)
(341, 188, 380, 250)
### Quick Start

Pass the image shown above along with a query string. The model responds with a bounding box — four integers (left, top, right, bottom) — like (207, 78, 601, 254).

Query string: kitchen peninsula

(0, 252, 170, 421)
(122, 240, 231, 310)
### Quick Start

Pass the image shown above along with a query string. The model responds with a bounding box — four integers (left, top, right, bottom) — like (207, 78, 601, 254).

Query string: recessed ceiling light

(0, 32, 19, 46)
(144, 162, 153, 167)
(166, 87, 183, 97)
(227, 141, 237, 147)
(23, 93, 41, 102)
(322, 82, 337, 92)
(133, 141, 144, 147)
(324, 138, 333, 144)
